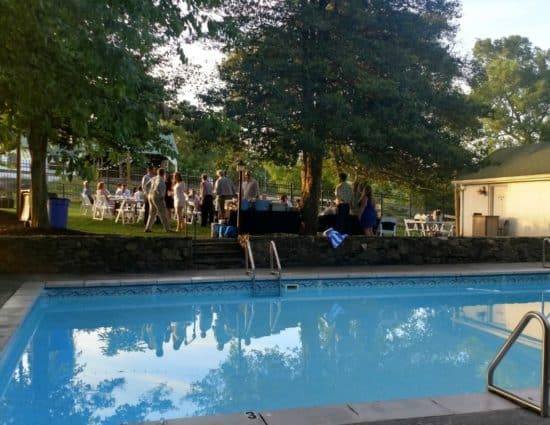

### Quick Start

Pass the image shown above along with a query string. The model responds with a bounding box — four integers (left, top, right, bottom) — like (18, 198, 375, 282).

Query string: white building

(453, 143, 550, 237)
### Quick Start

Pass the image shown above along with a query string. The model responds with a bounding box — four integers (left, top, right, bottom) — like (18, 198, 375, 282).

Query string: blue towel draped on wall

(323, 227, 348, 249)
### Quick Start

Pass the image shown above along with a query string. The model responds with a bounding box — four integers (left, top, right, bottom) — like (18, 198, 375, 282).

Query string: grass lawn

(69, 205, 213, 237)
(1, 205, 213, 238)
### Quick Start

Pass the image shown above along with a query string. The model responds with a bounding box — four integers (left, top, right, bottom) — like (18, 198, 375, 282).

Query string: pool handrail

(487, 310, 550, 416)
(244, 238, 256, 280)
(269, 240, 282, 280)
(543, 238, 550, 268)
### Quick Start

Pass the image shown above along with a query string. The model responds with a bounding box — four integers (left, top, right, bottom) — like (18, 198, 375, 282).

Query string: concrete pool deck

(1, 262, 550, 425)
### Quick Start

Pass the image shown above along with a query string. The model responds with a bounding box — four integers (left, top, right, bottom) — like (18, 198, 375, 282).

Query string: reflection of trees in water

(97, 326, 147, 356)
(186, 299, 537, 415)
(186, 342, 303, 416)
(0, 328, 175, 425)
(2, 376, 175, 425)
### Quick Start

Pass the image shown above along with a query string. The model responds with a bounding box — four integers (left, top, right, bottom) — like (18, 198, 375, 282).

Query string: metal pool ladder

(269, 240, 282, 280)
(543, 238, 550, 268)
(487, 311, 550, 416)
(244, 238, 256, 281)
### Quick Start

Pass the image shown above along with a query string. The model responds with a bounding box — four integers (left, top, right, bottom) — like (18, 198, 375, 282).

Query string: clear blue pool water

(0, 273, 549, 425)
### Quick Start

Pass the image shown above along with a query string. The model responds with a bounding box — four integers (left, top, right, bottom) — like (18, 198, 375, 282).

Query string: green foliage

(169, 101, 242, 174)
(0, 115, 18, 153)
(469, 36, 550, 150)
(263, 158, 338, 189)
(0, 0, 218, 226)
(208, 0, 477, 228)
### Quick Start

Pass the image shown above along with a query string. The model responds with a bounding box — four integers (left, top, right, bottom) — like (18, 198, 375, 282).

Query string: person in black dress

(164, 172, 174, 224)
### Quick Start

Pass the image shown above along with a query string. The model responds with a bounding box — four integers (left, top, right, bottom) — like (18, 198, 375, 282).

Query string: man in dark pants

(200, 174, 214, 226)
(140, 165, 155, 226)
(334, 172, 352, 234)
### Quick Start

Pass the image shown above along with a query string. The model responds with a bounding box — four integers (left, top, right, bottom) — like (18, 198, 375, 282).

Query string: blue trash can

(48, 198, 70, 229)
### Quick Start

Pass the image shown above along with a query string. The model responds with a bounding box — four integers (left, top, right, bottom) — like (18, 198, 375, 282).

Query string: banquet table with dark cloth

(229, 209, 301, 234)
(317, 214, 365, 235)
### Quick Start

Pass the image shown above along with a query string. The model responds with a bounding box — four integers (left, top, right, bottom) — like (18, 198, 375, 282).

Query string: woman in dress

(173, 172, 187, 232)
(95, 181, 111, 201)
(358, 184, 377, 236)
(164, 172, 175, 224)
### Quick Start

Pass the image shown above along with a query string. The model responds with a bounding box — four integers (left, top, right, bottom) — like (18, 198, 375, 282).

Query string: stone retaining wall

(0, 235, 543, 274)
(248, 236, 543, 268)
(0, 236, 193, 273)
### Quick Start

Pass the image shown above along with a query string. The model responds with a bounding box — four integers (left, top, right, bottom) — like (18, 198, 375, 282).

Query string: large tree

(469, 36, 550, 151)
(0, 0, 214, 227)
(210, 0, 476, 233)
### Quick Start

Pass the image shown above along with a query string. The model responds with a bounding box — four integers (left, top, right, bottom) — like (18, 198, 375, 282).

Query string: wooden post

(454, 184, 460, 237)
(15, 134, 21, 216)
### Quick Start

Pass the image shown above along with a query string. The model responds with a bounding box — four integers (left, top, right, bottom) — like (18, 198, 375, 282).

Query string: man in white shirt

(144, 168, 172, 232)
(242, 171, 260, 201)
(121, 184, 132, 198)
(213, 170, 236, 220)
(141, 165, 155, 225)
(114, 184, 124, 196)
(334, 172, 353, 233)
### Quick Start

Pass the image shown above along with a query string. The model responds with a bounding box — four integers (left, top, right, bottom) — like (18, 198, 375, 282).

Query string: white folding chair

(118, 200, 137, 224)
(135, 202, 145, 223)
(378, 217, 398, 236)
(186, 201, 201, 224)
(439, 222, 455, 237)
(403, 219, 421, 236)
(80, 194, 93, 216)
(92, 195, 114, 220)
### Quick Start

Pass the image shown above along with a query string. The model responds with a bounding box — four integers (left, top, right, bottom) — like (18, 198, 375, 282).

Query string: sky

(456, 0, 550, 55)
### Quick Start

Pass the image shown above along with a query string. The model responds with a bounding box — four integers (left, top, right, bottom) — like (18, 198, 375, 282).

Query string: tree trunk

(301, 151, 322, 235)
(28, 123, 50, 228)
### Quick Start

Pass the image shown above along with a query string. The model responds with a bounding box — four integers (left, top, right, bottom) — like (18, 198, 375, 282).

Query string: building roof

(457, 143, 550, 182)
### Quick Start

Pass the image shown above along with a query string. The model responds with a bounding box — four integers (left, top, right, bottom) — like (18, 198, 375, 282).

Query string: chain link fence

(0, 160, 454, 223)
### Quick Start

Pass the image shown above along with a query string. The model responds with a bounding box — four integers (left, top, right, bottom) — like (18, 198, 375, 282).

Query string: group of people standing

(141, 166, 189, 233)
(334, 172, 377, 236)
(139, 166, 248, 233)
(87, 167, 376, 236)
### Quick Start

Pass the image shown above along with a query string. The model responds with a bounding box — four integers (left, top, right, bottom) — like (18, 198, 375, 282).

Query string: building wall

(460, 180, 550, 237)
(460, 184, 490, 236)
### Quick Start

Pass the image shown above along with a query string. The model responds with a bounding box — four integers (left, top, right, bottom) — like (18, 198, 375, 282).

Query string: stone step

(193, 239, 241, 246)
(193, 250, 243, 259)
(193, 257, 244, 269)
(191, 239, 244, 269)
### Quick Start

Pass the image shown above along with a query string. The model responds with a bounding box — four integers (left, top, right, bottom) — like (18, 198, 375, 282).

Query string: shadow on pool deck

(2, 262, 550, 425)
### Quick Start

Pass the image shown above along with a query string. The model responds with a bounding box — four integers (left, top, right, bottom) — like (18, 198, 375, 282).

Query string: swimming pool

(0, 273, 548, 425)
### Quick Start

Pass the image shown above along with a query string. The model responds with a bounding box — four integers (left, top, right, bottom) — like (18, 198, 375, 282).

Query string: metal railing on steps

(244, 239, 284, 297)
(244, 238, 256, 281)
(269, 240, 282, 280)
(487, 310, 550, 416)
